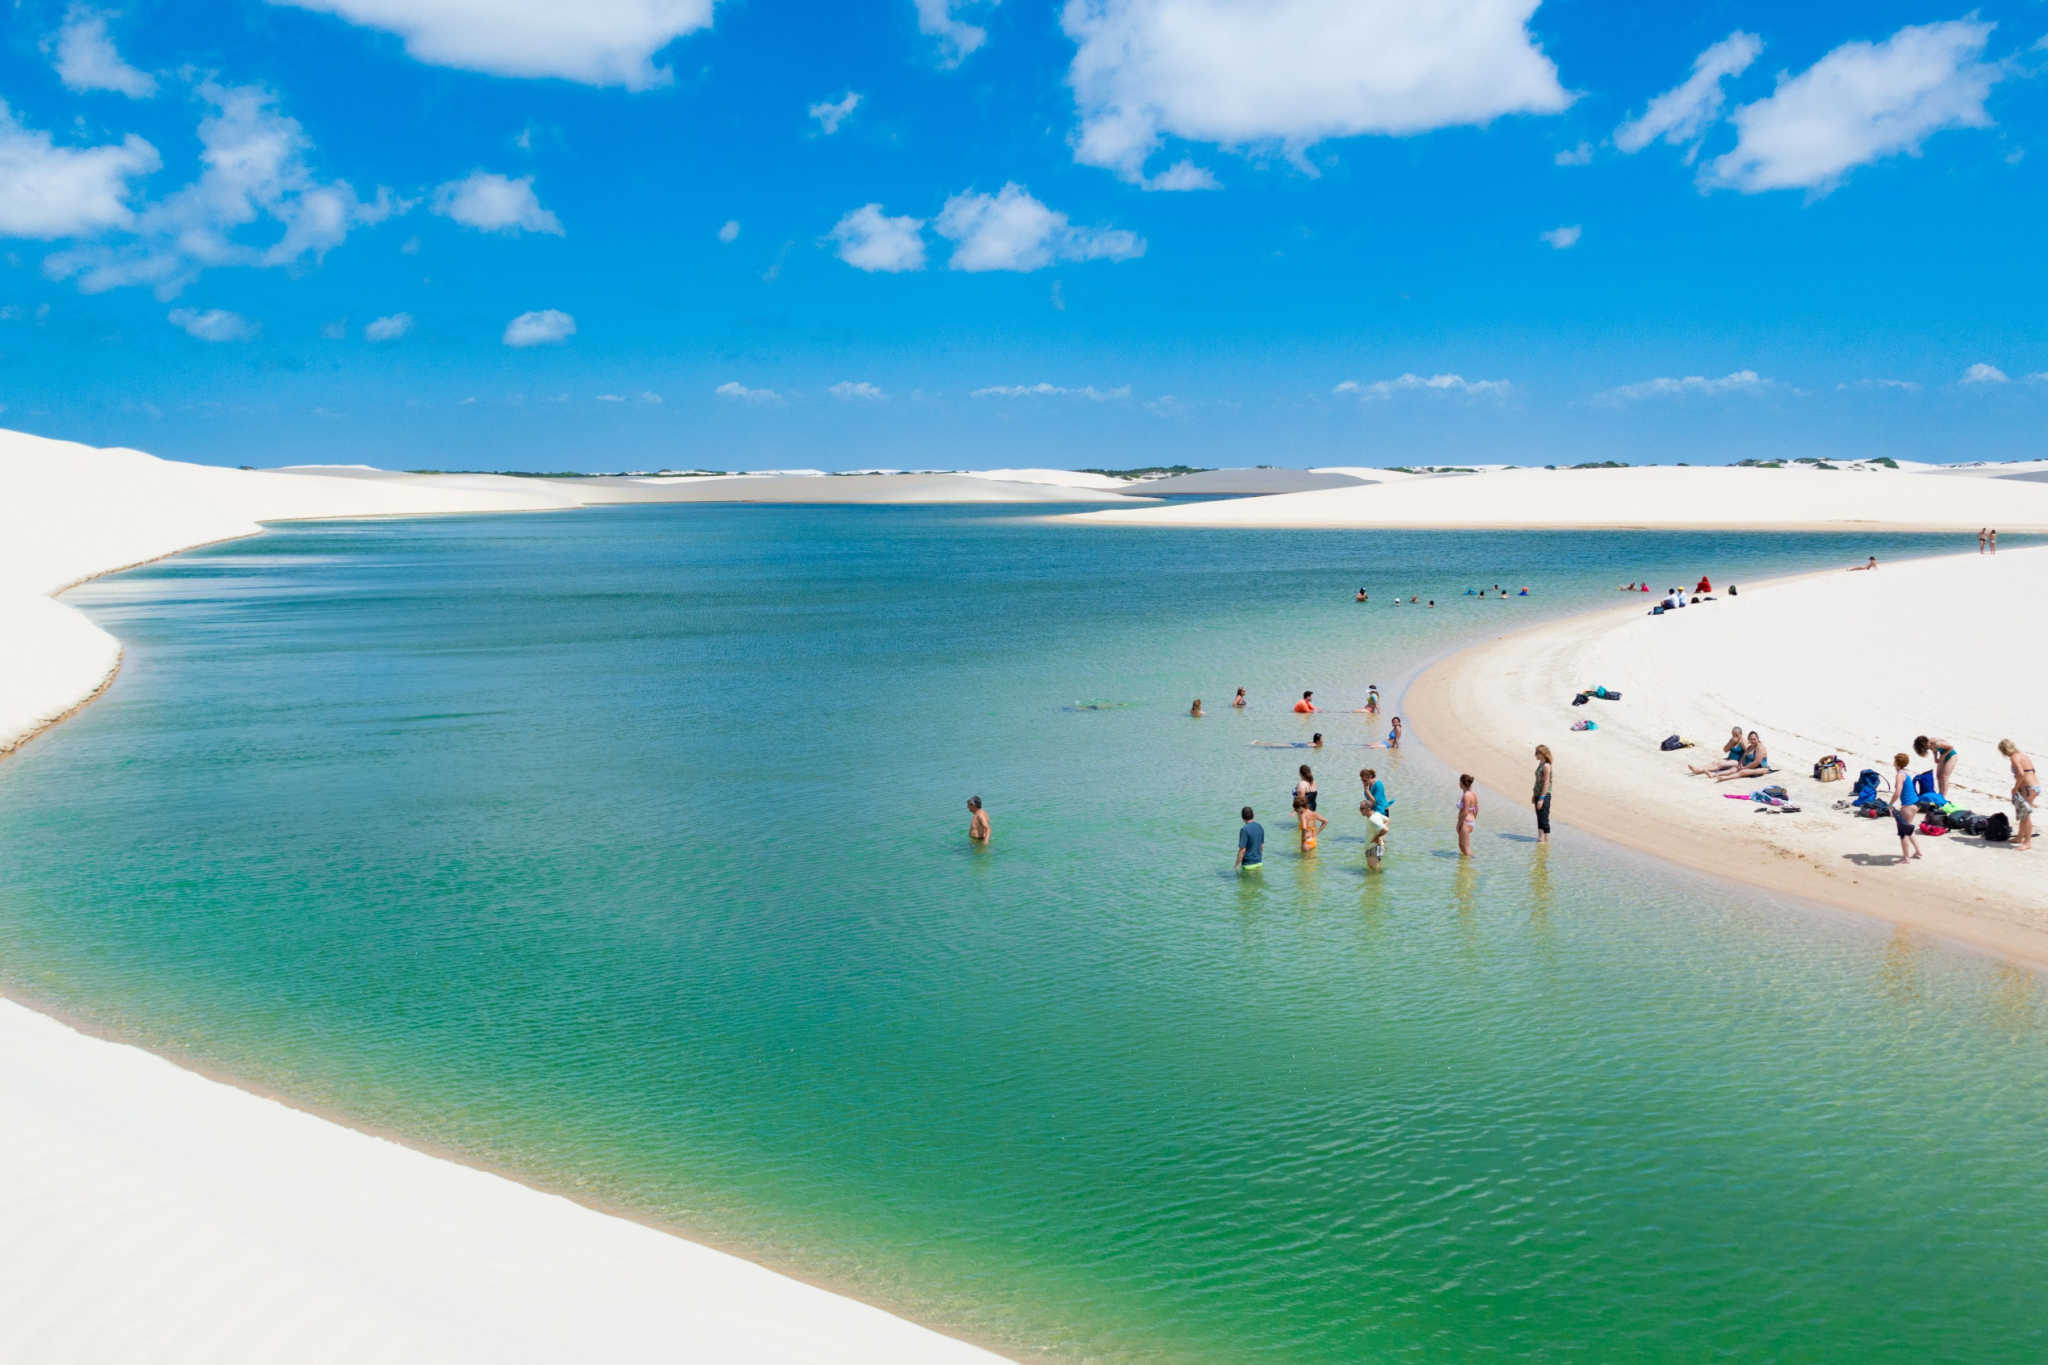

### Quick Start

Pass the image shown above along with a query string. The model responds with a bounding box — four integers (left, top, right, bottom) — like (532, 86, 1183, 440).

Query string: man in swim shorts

(1236, 807, 1265, 871)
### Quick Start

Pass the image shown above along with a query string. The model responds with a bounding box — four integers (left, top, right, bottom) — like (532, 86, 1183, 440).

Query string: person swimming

(1355, 588, 1367, 602)
(1294, 691, 1317, 714)
(967, 795, 990, 844)
(1190, 698, 1205, 717)
(1232, 688, 1246, 708)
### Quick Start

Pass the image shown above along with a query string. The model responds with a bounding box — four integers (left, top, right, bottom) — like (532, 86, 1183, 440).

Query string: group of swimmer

(1353, 584, 1532, 606)
(1188, 688, 1403, 751)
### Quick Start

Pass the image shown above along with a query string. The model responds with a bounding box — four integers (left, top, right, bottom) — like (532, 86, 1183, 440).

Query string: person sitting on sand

(1294, 691, 1317, 714)
(1236, 806, 1264, 872)
(1455, 774, 1479, 858)
(1190, 698, 1205, 717)
(1363, 686, 1381, 716)
(1696, 575, 1712, 594)
(1294, 794, 1327, 853)
(1232, 688, 1246, 708)
(967, 795, 990, 843)
(2001, 738, 2037, 850)
(1850, 556, 1877, 571)
(1690, 727, 1749, 776)
(1889, 754, 1923, 863)
(1383, 716, 1403, 749)
(1714, 731, 1771, 782)
(1912, 735, 1958, 796)
(1295, 764, 1319, 811)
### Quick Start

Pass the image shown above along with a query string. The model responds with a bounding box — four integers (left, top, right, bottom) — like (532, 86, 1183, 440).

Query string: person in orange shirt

(1293, 690, 1317, 714)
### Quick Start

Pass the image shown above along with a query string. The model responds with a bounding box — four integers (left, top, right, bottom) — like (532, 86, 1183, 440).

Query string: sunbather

(1689, 727, 1747, 776)
(1714, 731, 1771, 782)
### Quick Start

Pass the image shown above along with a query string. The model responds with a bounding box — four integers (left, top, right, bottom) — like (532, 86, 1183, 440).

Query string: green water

(1, 507, 2042, 1361)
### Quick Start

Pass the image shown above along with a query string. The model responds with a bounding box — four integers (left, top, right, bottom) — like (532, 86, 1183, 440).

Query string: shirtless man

(2001, 739, 2037, 850)
(967, 795, 991, 843)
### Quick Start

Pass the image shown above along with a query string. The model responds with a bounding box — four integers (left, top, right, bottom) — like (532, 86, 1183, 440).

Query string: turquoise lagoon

(0, 506, 2042, 1361)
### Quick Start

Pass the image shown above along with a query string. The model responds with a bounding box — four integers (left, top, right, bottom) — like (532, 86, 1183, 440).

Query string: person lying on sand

(1912, 735, 1958, 796)
(1849, 556, 1878, 571)
(1714, 732, 1771, 782)
(2001, 739, 2038, 850)
(1689, 727, 1749, 776)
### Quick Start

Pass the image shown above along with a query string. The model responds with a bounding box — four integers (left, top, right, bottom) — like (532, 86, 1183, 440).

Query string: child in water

(1293, 794, 1327, 853)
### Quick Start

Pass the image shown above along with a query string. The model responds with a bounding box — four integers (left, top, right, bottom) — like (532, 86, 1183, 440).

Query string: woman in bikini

(1714, 732, 1770, 782)
(1689, 726, 1748, 776)
(1912, 735, 1958, 797)
(1232, 688, 1247, 708)
(1293, 794, 1327, 854)
(2000, 739, 2037, 850)
(1455, 774, 1478, 857)
(1295, 764, 1319, 812)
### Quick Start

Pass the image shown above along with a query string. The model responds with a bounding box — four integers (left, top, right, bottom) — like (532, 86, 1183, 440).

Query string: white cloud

(0, 100, 158, 238)
(1961, 362, 2009, 385)
(268, 0, 715, 89)
(1540, 224, 1581, 249)
(828, 203, 927, 272)
(716, 380, 782, 404)
(1704, 20, 2004, 195)
(1061, 0, 1570, 185)
(1613, 31, 1762, 155)
(1334, 373, 1509, 400)
(2028, 372, 2048, 385)
(640, 390, 663, 403)
(596, 392, 625, 402)
(914, 0, 994, 66)
(829, 381, 885, 400)
(431, 171, 561, 235)
(1837, 378, 1922, 391)
(1554, 141, 1593, 166)
(717, 218, 740, 243)
(809, 91, 861, 134)
(1142, 159, 1220, 191)
(49, 6, 158, 98)
(935, 183, 1143, 271)
(167, 306, 255, 341)
(364, 311, 412, 341)
(43, 82, 396, 294)
(971, 382, 1130, 400)
(502, 308, 574, 346)
(1595, 370, 1771, 403)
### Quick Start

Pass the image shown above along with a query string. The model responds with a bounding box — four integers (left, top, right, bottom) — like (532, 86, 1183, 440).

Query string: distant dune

(1118, 467, 1369, 497)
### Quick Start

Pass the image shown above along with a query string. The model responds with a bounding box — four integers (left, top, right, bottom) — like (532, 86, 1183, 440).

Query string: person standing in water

(967, 796, 990, 844)
(1236, 806, 1265, 872)
(1294, 691, 1318, 714)
(1293, 794, 1327, 853)
(1295, 764, 1318, 811)
(1360, 768, 1392, 823)
(1190, 698, 1205, 717)
(1232, 688, 1247, 708)
(1456, 774, 1479, 857)
(1990, 529, 1998, 554)
(1532, 745, 1553, 844)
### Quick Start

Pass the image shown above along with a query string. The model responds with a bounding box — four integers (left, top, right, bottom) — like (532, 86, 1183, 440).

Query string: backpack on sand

(1983, 812, 2012, 843)
(1661, 735, 1684, 751)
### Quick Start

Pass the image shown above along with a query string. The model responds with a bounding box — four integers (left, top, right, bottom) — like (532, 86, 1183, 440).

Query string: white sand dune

(273, 465, 1142, 504)
(1071, 464, 2048, 530)
(1408, 546, 2048, 964)
(1120, 467, 1368, 497)
(959, 467, 1133, 490)
(0, 426, 1003, 1363)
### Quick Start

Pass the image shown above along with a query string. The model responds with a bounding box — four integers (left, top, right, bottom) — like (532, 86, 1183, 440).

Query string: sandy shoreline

(0, 429, 1008, 1363)
(1405, 546, 2048, 968)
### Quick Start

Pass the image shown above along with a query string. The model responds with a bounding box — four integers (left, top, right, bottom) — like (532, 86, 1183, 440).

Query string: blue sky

(2, 1, 2044, 471)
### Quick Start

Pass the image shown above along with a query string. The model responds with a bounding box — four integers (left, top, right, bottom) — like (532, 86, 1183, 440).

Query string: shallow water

(1, 508, 2042, 1361)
